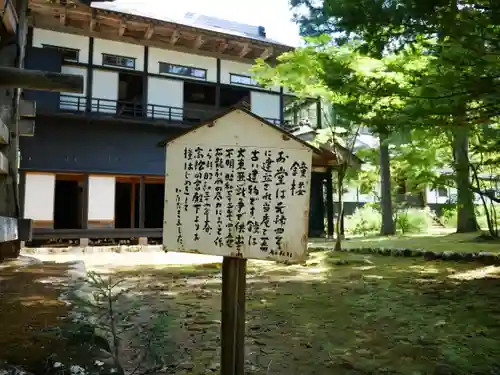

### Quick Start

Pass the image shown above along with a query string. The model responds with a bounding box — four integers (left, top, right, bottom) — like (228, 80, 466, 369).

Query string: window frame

(437, 187, 449, 197)
(42, 44, 80, 63)
(102, 53, 136, 69)
(158, 62, 208, 80)
(229, 73, 260, 87)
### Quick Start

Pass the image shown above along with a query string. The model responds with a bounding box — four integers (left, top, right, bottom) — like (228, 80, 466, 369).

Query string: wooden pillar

(142, 46, 149, 117)
(0, 0, 28, 258)
(316, 99, 322, 129)
(81, 174, 89, 229)
(221, 257, 247, 375)
(215, 58, 221, 109)
(139, 176, 146, 228)
(326, 168, 334, 237)
(86, 37, 94, 112)
(279, 87, 284, 124)
(130, 182, 136, 228)
(18, 170, 26, 218)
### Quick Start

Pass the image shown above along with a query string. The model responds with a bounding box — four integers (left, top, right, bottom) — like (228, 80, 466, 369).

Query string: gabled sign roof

(160, 107, 320, 155)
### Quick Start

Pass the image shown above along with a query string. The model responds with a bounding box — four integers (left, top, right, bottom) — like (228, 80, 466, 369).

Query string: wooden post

(81, 174, 89, 229)
(138, 176, 145, 228)
(326, 168, 334, 237)
(220, 257, 247, 375)
(130, 182, 136, 228)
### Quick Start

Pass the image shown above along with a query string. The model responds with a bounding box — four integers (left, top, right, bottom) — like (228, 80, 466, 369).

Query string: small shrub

(345, 205, 382, 236)
(395, 208, 433, 234)
(441, 207, 458, 228)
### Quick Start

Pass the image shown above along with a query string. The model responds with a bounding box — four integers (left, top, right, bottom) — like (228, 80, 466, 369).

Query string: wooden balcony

(45, 94, 292, 129)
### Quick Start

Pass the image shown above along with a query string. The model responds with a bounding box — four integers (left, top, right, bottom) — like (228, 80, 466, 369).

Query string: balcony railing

(58, 94, 290, 128)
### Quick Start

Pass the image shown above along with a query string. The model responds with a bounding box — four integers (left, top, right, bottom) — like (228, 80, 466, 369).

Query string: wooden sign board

(163, 109, 313, 263)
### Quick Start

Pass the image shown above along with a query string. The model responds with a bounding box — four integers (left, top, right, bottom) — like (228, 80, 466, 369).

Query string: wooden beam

(193, 35, 204, 49)
(239, 43, 251, 58)
(31, 18, 272, 64)
(0, 66, 84, 93)
(89, 8, 96, 31)
(170, 29, 180, 44)
(118, 20, 126, 36)
(60, 10, 66, 26)
(218, 40, 228, 53)
(144, 24, 154, 39)
(260, 47, 273, 60)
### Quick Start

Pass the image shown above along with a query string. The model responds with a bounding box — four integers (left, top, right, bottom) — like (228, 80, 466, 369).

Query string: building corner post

(326, 167, 334, 238)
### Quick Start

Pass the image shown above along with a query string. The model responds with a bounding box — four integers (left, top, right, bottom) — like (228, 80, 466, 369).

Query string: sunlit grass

(332, 231, 500, 253)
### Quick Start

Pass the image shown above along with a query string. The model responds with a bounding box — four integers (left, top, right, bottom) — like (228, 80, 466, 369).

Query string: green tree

(289, 0, 500, 233)
(253, 39, 410, 235)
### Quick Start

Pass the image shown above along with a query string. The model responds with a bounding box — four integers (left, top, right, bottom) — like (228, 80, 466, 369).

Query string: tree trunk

(452, 126, 478, 232)
(334, 166, 345, 251)
(379, 133, 395, 235)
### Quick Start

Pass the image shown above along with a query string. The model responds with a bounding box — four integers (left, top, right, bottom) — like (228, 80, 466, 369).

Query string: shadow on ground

(3, 252, 500, 375)
(0, 259, 72, 370)
(109, 253, 500, 375)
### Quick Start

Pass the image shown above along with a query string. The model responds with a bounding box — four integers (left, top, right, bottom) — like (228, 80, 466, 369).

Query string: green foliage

(441, 207, 458, 228)
(345, 205, 382, 236)
(70, 271, 177, 375)
(395, 208, 433, 234)
(441, 205, 500, 230)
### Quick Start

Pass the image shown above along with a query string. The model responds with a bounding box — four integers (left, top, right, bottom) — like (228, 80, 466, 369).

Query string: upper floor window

(159, 62, 207, 80)
(230, 73, 259, 87)
(102, 53, 136, 69)
(437, 187, 448, 197)
(42, 44, 79, 62)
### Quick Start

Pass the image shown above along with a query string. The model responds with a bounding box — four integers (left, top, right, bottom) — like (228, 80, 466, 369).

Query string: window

(42, 44, 79, 62)
(102, 54, 136, 69)
(159, 62, 207, 80)
(230, 73, 259, 87)
(437, 187, 448, 197)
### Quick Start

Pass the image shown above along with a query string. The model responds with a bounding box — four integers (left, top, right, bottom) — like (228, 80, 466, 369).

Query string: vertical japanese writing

(247, 150, 260, 247)
(224, 148, 235, 248)
(290, 161, 309, 197)
(259, 150, 274, 253)
(202, 148, 214, 236)
(175, 188, 183, 246)
(213, 148, 224, 247)
(172, 143, 310, 261)
(192, 146, 204, 242)
(272, 151, 288, 256)
(183, 147, 193, 212)
(235, 147, 246, 254)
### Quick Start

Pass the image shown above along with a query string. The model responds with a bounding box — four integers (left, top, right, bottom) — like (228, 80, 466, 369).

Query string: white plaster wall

(220, 59, 280, 92)
(92, 70, 119, 113)
(149, 48, 217, 82)
(32, 28, 89, 63)
(147, 77, 183, 120)
(88, 175, 116, 221)
(24, 173, 55, 221)
(250, 91, 280, 120)
(60, 66, 87, 111)
(93, 38, 144, 71)
(342, 187, 359, 202)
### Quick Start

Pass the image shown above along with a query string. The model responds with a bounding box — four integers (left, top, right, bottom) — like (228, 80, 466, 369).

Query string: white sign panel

(163, 110, 313, 262)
